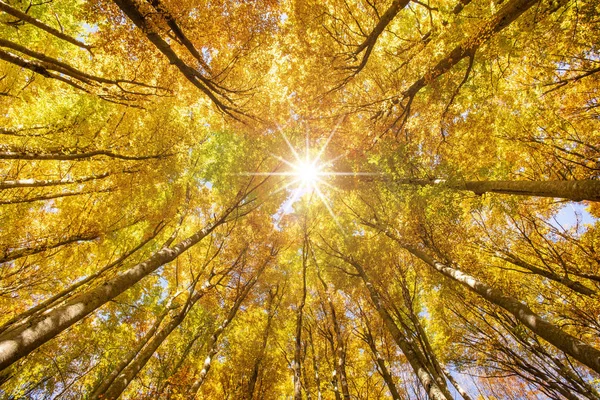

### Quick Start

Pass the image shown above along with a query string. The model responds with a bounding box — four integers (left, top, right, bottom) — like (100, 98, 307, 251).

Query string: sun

(295, 161, 320, 189)
(241, 124, 378, 230)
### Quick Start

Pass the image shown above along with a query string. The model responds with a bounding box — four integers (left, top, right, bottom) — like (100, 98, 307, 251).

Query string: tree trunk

(246, 286, 279, 400)
(361, 324, 402, 400)
(388, 235, 600, 375)
(403, 0, 541, 100)
(89, 307, 170, 398)
(0, 187, 114, 205)
(0, 171, 112, 190)
(293, 236, 309, 400)
(0, 232, 100, 265)
(346, 258, 451, 400)
(0, 203, 239, 371)
(95, 276, 218, 400)
(392, 178, 600, 202)
(0, 144, 167, 161)
(500, 253, 595, 296)
(0, 1, 91, 50)
(458, 179, 600, 202)
(307, 328, 323, 400)
(0, 225, 163, 336)
(112, 0, 239, 117)
(397, 278, 455, 400)
(188, 260, 267, 395)
(315, 264, 350, 399)
(443, 367, 473, 400)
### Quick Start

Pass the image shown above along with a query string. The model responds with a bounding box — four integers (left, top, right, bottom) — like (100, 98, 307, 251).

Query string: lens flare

(296, 162, 319, 188)
(240, 123, 379, 231)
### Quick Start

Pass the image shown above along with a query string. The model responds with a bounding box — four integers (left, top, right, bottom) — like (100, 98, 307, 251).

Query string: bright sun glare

(296, 162, 319, 188)
(241, 123, 378, 230)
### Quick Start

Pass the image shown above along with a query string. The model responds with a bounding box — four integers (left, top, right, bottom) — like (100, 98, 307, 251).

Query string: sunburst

(242, 125, 377, 230)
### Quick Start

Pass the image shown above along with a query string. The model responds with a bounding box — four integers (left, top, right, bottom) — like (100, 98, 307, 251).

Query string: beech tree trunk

(307, 327, 323, 400)
(112, 0, 238, 117)
(397, 279, 456, 400)
(95, 275, 219, 400)
(386, 235, 600, 374)
(346, 258, 451, 400)
(500, 253, 595, 296)
(188, 260, 267, 395)
(360, 323, 402, 400)
(0, 204, 239, 371)
(314, 261, 350, 399)
(0, 232, 100, 264)
(247, 286, 279, 400)
(0, 172, 112, 190)
(89, 307, 170, 398)
(0, 225, 164, 336)
(403, 0, 540, 100)
(458, 179, 600, 202)
(443, 368, 473, 400)
(293, 235, 309, 400)
(0, 1, 92, 50)
(0, 145, 167, 161)
(393, 178, 600, 202)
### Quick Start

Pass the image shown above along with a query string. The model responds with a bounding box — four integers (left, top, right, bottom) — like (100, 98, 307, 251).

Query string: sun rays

(241, 124, 378, 231)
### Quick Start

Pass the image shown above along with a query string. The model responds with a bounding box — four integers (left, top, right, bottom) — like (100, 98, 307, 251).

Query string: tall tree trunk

(380, 228, 600, 374)
(188, 259, 268, 396)
(359, 319, 402, 400)
(0, 232, 100, 264)
(0, 144, 168, 161)
(392, 178, 600, 202)
(93, 271, 221, 400)
(293, 234, 309, 400)
(314, 263, 350, 399)
(112, 0, 239, 117)
(499, 252, 595, 296)
(457, 179, 600, 202)
(397, 277, 456, 400)
(156, 252, 247, 398)
(89, 306, 171, 399)
(307, 327, 323, 400)
(331, 368, 342, 400)
(0, 201, 241, 371)
(0, 224, 164, 336)
(402, 0, 541, 100)
(443, 368, 473, 400)
(246, 285, 280, 400)
(343, 257, 451, 400)
(0, 187, 114, 205)
(0, 171, 112, 190)
(0, 1, 92, 50)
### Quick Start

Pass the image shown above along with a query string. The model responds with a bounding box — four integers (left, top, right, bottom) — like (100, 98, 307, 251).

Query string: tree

(1, 0, 600, 398)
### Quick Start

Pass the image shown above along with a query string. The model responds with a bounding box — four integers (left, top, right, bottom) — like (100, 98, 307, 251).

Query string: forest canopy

(0, 0, 599, 398)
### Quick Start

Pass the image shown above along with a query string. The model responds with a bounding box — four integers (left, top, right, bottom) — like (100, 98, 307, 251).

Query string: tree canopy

(0, 0, 599, 398)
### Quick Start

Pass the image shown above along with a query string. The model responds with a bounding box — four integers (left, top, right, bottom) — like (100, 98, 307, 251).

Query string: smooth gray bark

(0, 226, 162, 336)
(188, 258, 269, 396)
(361, 323, 402, 400)
(97, 283, 214, 400)
(392, 178, 600, 202)
(0, 204, 239, 371)
(246, 286, 279, 400)
(342, 256, 451, 400)
(379, 230, 600, 375)
(458, 180, 600, 202)
(499, 253, 596, 296)
(292, 237, 308, 400)
(89, 308, 170, 399)
(0, 172, 111, 190)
